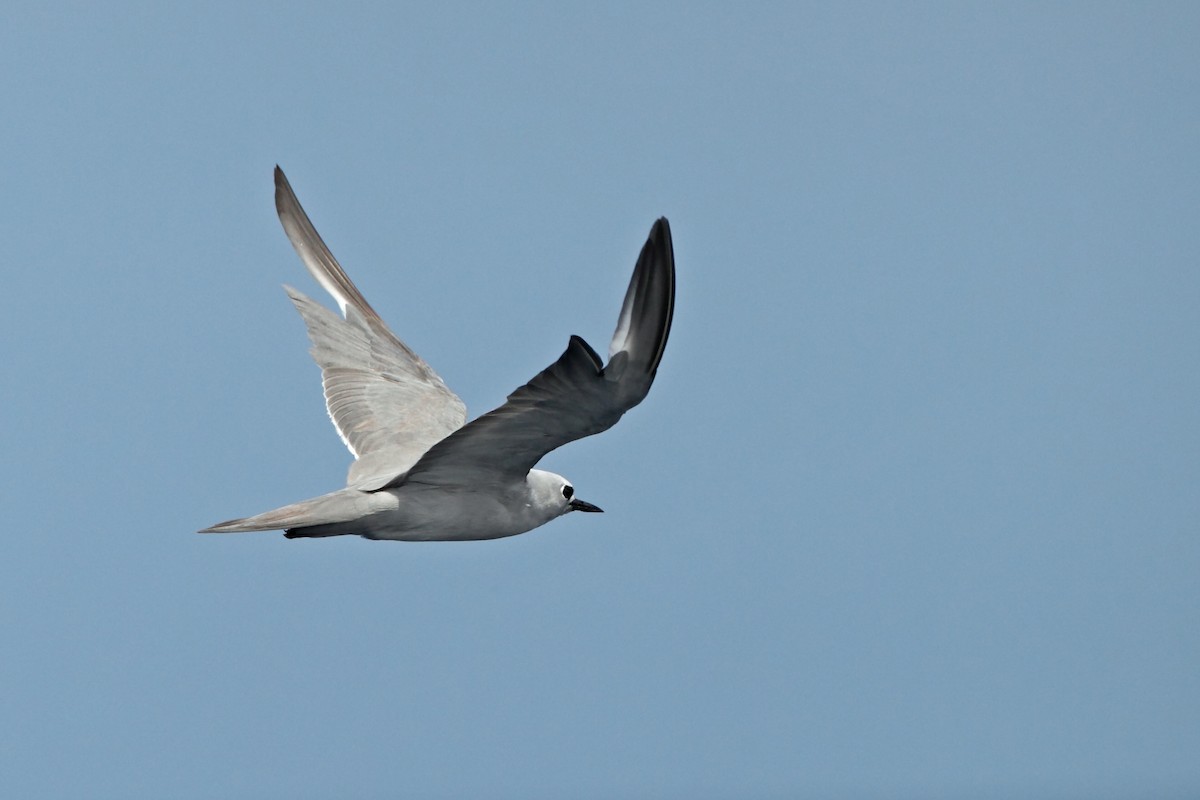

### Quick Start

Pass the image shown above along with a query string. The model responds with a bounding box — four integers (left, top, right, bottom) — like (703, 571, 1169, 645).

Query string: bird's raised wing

(401, 218, 674, 489)
(273, 167, 467, 490)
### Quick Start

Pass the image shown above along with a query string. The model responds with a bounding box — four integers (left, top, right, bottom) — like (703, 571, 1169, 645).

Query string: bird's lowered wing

(274, 166, 467, 490)
(402, 218, 674, 489)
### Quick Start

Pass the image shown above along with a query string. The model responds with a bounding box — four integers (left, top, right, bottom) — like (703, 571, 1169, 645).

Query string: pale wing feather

(403, 218, 674, 488)
(274, 167, 466, 489)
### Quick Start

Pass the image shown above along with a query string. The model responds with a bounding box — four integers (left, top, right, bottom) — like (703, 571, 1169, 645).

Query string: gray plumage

(201, 167, 674, 541)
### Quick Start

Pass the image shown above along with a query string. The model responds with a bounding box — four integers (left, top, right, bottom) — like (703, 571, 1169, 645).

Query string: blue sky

(2, 3, 1197, 798)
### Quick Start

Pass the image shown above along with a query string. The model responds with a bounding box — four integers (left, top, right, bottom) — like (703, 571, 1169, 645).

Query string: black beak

(569, 498, 604, 513)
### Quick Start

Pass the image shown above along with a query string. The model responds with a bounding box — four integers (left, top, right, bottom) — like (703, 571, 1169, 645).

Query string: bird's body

(215, 469, 572, 541)
(201, 168, 674, 542)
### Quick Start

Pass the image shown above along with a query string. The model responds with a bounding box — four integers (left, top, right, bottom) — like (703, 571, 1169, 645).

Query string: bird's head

(527, 469, 603, 518)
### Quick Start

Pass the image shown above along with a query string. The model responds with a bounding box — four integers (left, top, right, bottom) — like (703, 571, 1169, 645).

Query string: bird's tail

(199, 488, 376, 535)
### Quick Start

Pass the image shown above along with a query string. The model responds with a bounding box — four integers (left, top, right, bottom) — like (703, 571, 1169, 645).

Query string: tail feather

(199, 513, 294, 533)
(199, 488, 380, 534)
(199, 510, 298, 533)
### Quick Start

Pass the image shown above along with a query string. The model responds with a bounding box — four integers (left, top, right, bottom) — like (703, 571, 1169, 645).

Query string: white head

(526, 469, 604, 520)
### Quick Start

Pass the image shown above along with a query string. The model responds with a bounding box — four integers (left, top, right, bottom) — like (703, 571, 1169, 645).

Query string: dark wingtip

(642, 217, 675, 375)
(274, 166, 293, 211)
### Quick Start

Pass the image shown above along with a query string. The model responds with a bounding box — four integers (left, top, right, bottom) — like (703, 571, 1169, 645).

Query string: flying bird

(200, 167, 675, 541)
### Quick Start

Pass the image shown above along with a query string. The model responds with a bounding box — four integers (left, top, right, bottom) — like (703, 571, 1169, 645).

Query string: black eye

(562, 485, 574, 500)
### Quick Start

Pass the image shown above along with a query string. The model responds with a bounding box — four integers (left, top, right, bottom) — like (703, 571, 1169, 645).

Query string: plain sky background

(2, 3, 1197, 798)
